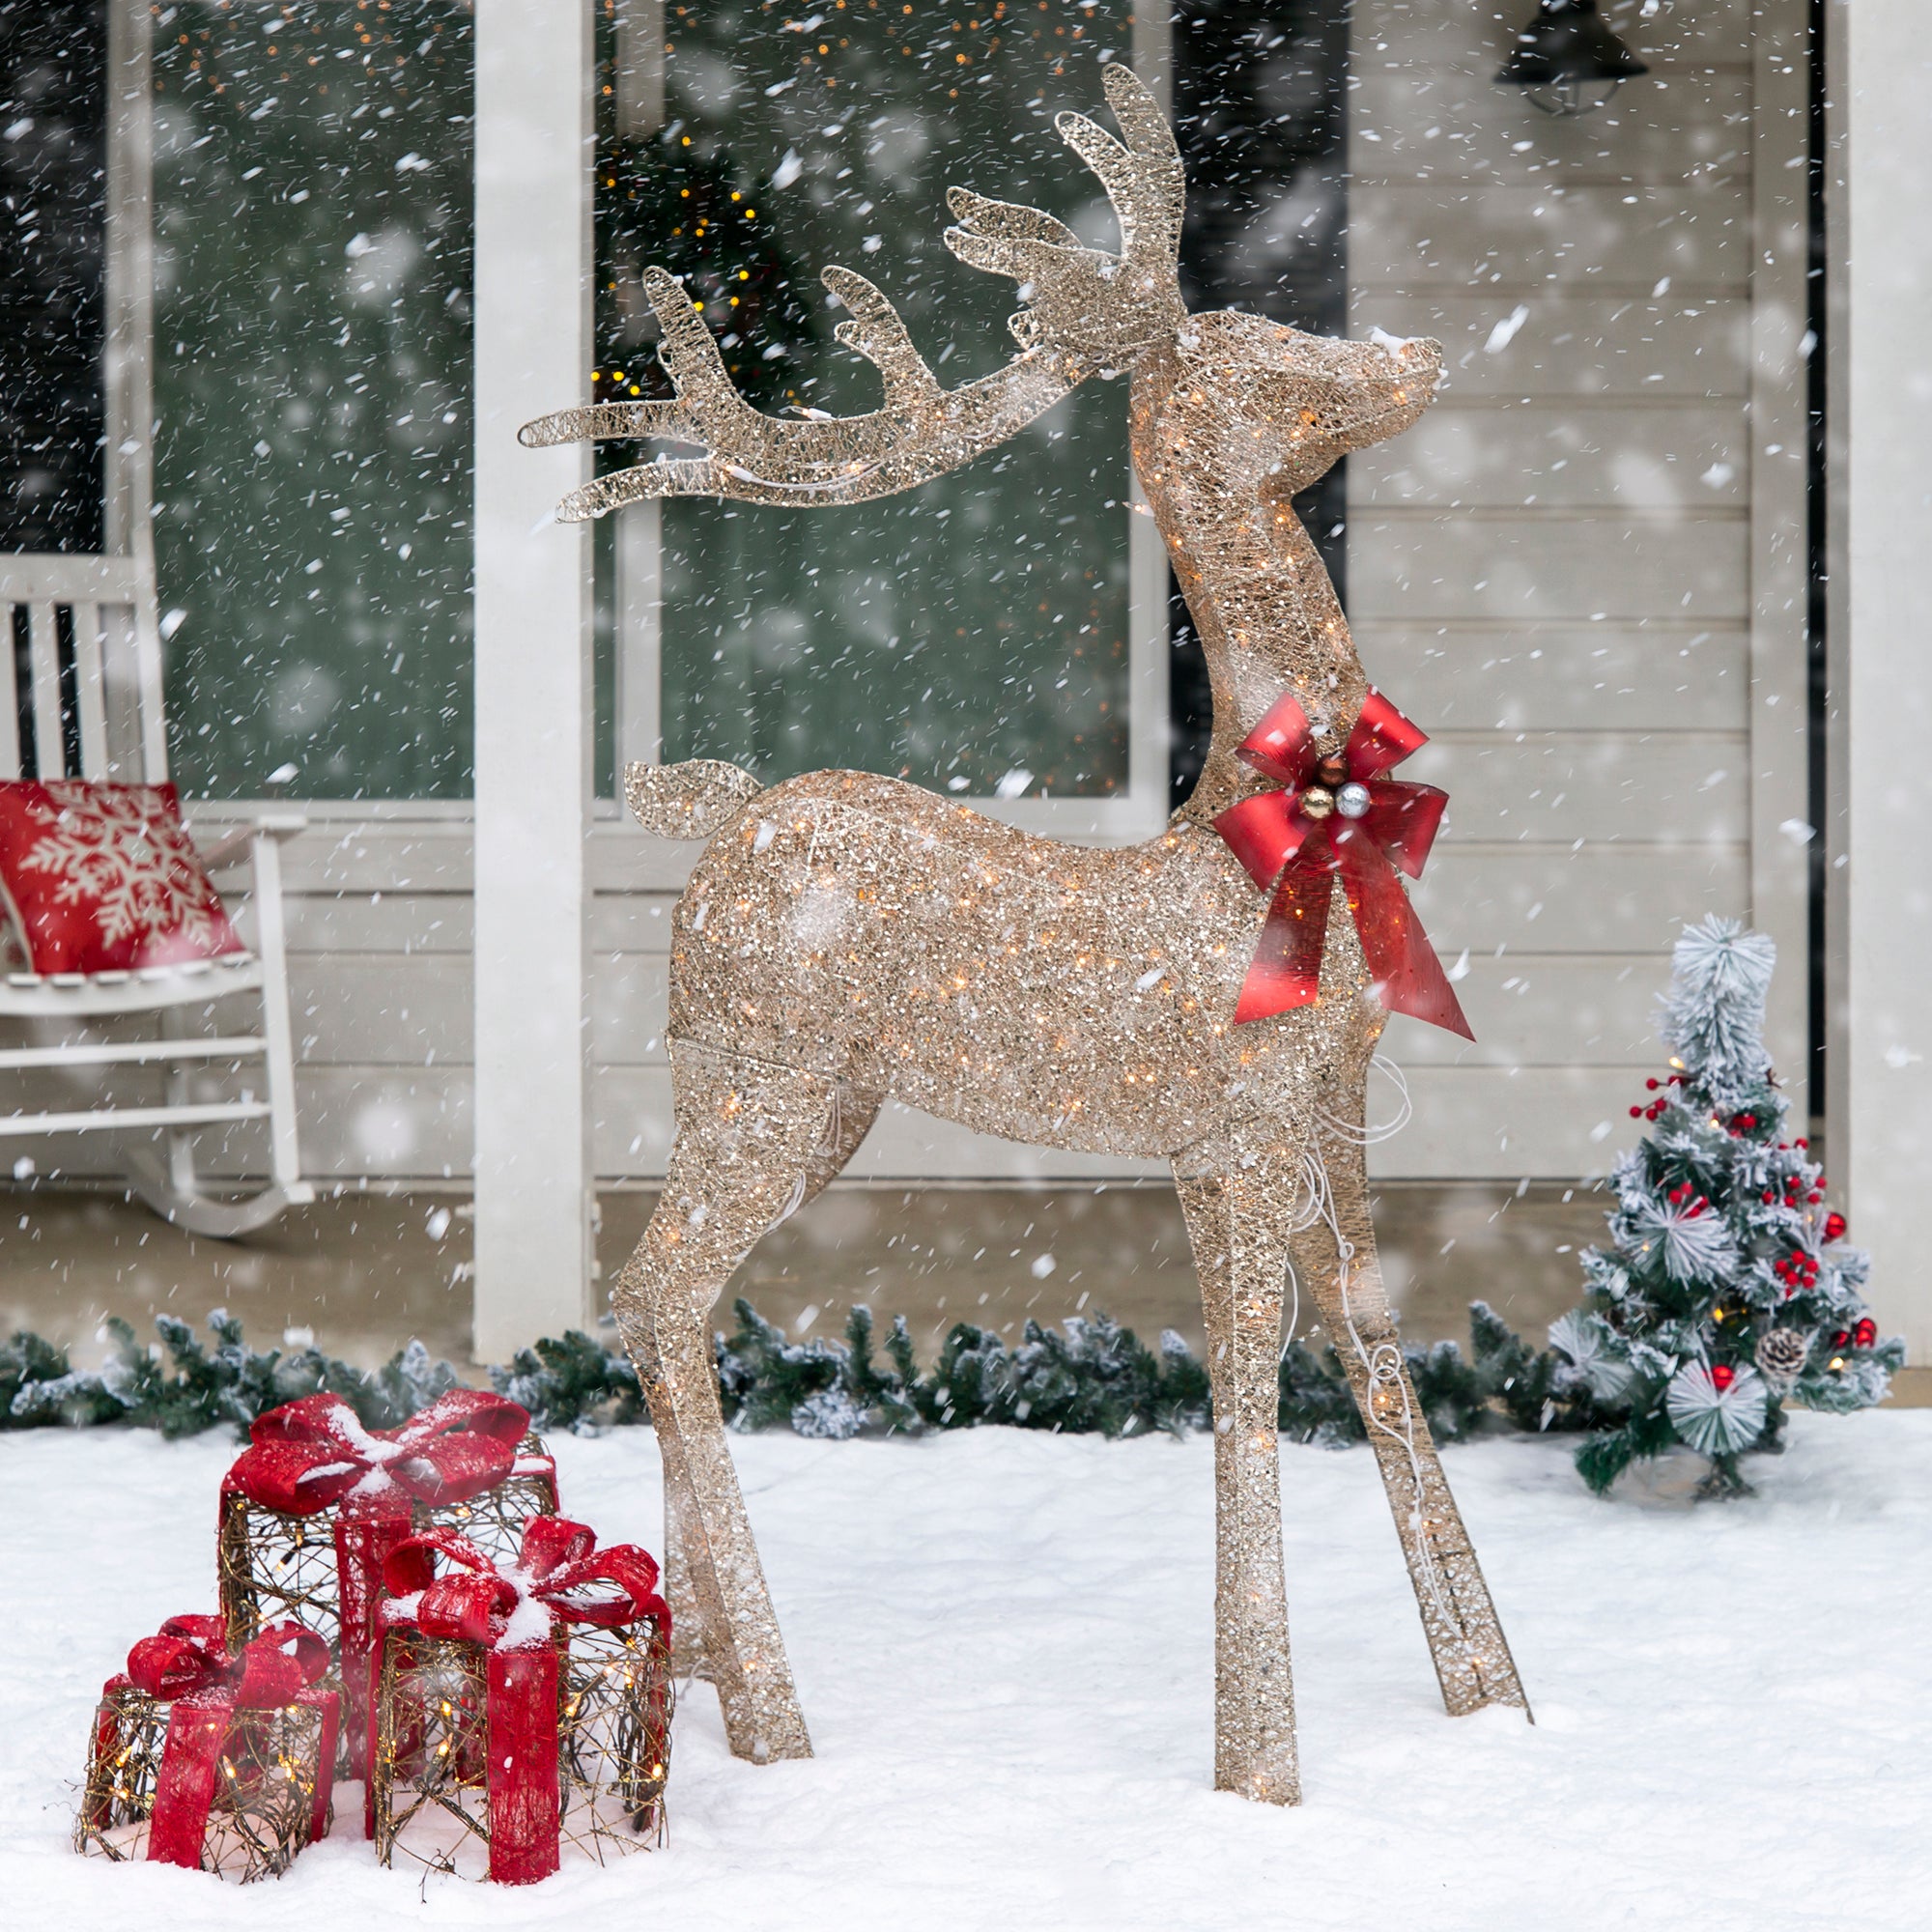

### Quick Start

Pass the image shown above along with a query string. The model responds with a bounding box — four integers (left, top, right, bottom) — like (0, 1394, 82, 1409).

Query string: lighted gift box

(371, 1516, 672, 1884)
(75, 1616, 338, 1883)
(214, 1388, 556, 1776)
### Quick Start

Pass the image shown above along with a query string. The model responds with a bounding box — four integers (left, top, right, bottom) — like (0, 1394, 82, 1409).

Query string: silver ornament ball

(1334, 781, 1373, 819)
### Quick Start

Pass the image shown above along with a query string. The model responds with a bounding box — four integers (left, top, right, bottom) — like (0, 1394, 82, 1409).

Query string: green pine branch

(0, 1299, 1618, 1454)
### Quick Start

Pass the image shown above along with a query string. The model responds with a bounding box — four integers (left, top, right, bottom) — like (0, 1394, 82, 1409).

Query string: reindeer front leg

(1290, 1075, 1531, 1721)
(1173, 1153, 1302, 1804)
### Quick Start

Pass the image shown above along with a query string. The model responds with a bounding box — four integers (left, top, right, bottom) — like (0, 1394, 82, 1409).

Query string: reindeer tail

(623, 758, 766, 840)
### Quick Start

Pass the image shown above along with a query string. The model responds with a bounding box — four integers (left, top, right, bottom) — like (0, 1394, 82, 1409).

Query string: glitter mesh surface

(534, 67, 1525, 1801)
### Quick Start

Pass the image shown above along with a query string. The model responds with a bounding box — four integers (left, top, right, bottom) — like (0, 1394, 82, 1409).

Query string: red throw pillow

(0, 781, 245, 975)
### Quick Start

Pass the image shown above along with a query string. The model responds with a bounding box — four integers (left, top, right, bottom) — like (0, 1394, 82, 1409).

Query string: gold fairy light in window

(524, 65, 1526, 1804)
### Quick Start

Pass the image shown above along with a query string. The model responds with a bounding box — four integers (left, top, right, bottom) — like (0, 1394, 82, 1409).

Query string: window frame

(600, 0, 1175, 846)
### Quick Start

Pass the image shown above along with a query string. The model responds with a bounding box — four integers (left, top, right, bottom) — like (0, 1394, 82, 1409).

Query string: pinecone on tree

(1550, 916, 1904, 1497)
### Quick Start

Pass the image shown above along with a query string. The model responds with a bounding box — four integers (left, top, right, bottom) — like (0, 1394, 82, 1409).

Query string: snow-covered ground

(3, 1414, 1927, 1930)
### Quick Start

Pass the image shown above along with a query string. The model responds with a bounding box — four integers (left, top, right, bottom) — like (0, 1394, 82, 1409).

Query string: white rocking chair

(0, 552, 314, 1236)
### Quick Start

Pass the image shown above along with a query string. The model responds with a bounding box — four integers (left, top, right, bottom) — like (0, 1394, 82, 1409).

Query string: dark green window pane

(599, 1, 1133, 797)
(0, 0, 106, 555)
(152, 4, 472, 800)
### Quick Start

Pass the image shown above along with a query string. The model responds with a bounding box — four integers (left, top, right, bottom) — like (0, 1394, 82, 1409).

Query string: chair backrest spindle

(0, 606, 19, 781)
(0, 554, 162, 784)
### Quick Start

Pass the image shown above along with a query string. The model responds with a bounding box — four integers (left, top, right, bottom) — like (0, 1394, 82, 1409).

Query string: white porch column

(1826, 0, 1932, 1358)
(472, 0, 595, 1358)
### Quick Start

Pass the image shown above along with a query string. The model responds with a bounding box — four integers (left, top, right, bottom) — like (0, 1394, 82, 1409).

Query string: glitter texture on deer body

(523, 66, 1528, 1804)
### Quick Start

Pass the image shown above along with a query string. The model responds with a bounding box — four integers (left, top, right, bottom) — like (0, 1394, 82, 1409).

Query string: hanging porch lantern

(1496, 0, 1649, 117)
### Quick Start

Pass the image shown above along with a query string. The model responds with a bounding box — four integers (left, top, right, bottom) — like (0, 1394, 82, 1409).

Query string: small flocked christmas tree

(1551, 917, 1904, 1496)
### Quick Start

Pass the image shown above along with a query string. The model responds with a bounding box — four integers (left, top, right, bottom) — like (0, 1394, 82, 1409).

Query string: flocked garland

(0, 1301, 1589, 1448)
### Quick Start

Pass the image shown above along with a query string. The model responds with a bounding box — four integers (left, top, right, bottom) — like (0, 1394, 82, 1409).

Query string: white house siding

(1348, 0, 1811, 1178)
(32, 819, 1158, 1187)
(22, 0, 1808, 1193)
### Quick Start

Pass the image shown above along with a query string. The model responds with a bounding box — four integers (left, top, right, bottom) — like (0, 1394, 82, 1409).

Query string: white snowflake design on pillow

(17, 782, 236, 964)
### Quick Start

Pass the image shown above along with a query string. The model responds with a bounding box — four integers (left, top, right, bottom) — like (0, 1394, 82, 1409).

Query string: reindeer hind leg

(610, 1041, 879, 1764)
(1288, 1120, 1530, 1721)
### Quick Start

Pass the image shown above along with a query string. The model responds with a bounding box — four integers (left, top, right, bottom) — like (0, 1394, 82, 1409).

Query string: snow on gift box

(216, 1390, 558, 1778)
(75, 1615, 338, 1882)
(370, 1516, 673, 1885)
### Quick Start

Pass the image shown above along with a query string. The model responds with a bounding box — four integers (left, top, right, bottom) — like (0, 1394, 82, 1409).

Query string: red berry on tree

(1854, 1318, 1877, 1350)
(1646, 1078, 1660, 1091)
(1824, 1212, 1847, 1241)
(1711, 1363, 1736, 1392)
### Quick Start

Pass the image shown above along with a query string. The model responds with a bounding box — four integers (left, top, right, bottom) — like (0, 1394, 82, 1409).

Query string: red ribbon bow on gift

(225, 1388, 530, 1516)
(126, 1612, 330, 1707)
(221, 1389, 535, 1782)
(383, 1515, 669, 1652)
(1211, 687, 1471, 1037)
(94, 1614, 339, 1870)
(378, 1517, 669, 1886)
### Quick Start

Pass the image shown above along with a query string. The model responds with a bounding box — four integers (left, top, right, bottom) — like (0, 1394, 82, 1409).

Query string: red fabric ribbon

(221, 1389, 533, 1780)
(94, 1614, 338, 1868)
(127, 1612, 330, 1708)
(1212, 687, 1471, 1037)
(224, 1389, 531, 1516)
(378, 1517, 669, 1886)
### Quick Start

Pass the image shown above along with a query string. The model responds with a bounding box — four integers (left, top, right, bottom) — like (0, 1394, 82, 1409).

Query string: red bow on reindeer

(1212, 687, 1471, 1038)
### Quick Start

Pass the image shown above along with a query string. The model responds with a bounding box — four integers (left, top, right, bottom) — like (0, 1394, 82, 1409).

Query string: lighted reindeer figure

(524, 68, 1526, 1804)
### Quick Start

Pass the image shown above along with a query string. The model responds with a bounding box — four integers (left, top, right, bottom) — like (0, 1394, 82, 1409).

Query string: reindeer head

(1148, 312, 1444, 500)
(520, 68, 1441, 526)
(521, 66, 1184, 521)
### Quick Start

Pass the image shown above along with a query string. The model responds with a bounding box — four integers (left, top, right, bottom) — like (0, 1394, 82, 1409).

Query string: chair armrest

(195, 811, 309, 872)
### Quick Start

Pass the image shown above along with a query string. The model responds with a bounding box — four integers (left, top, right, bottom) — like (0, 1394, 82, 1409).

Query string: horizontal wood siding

(7, 0, 1804, 1192)
(1348, 0, 1803, 1179)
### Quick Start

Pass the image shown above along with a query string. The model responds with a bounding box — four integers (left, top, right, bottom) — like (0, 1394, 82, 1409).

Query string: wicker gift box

(371, 1517, 672, 1884)
(215, 1390, 557, 1776)
(75, 1616, 337, 1883)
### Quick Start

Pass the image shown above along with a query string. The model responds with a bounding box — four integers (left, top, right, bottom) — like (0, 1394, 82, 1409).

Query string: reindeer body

(667, 774, 1353, 1158)
(665, 309, 1432, 1160)
(526, 69, 1526, 1803)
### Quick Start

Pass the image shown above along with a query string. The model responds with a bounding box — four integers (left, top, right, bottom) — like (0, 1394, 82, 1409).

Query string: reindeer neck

(1129, 338, 1368, 825)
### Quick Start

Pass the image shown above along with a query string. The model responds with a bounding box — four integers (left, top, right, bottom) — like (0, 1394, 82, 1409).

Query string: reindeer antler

(946, 64, 1184, 363)
(519, 66, 1185, 523)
